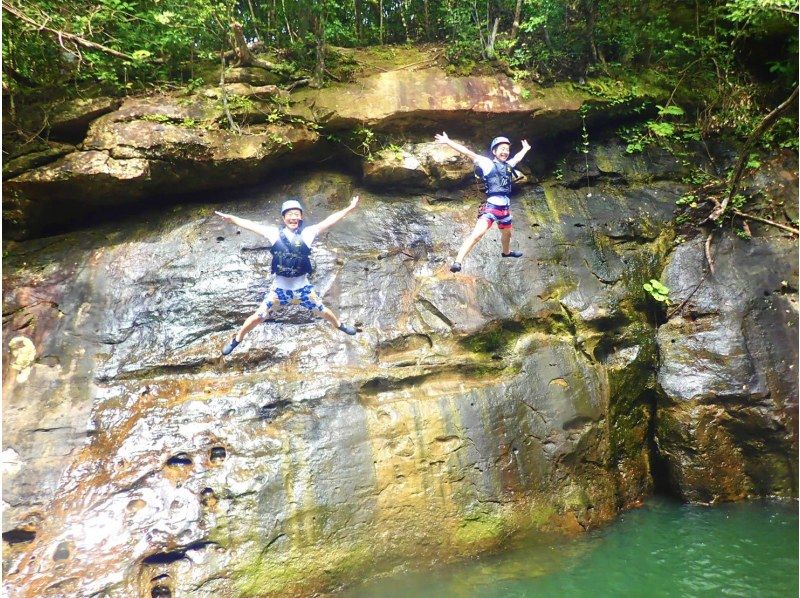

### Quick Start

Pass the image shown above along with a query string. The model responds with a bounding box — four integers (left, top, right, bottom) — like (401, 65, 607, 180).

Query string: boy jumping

(435, 132, 531, 272)
(215, 196, 359, 355)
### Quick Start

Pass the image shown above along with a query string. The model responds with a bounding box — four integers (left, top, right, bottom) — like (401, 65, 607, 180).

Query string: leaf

(154, 11, 175, 25)
(657, 104, 685, 117)
(650, 280, 669, 293)
(643, 283, 654, 292)
(131, 50, 152, 61)
(647, 122, 675, 137)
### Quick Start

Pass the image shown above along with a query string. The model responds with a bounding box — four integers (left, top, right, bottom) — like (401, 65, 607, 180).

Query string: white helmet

(490, 136, 511, 152)
(281, 199, 304, 215)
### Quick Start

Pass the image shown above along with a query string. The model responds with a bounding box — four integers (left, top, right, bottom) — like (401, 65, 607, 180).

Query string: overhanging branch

(2, 2, 135, 61)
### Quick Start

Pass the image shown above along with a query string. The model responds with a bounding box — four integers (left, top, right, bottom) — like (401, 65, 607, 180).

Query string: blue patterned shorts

(256, 284, 325, 320)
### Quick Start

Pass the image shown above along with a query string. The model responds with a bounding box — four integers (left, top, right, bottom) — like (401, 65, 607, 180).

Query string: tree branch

(2, 2, 135, 61)
(732, 209, 800, 235)
(708, 86, 799, 221)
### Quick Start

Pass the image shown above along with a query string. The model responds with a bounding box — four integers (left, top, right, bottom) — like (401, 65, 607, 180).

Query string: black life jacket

(270, 226, 313, 278)
(480, 159, 515, 197)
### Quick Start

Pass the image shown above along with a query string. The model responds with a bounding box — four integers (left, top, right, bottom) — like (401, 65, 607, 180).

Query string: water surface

(342, 498, 798, 598)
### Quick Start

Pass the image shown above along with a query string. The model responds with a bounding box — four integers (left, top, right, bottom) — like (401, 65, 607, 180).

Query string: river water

(341, 498, 798, 597)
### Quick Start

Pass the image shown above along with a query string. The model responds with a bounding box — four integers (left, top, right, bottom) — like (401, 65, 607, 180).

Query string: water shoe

(338, 323, 357, 335)
(222, 337, 240, 355)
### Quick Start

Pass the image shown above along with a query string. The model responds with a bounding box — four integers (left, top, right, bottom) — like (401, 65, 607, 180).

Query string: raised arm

(435, 131, 482, 162)
(510, 139, 531, 165)
(215, 211, 272, 238)
(315, 196, 360, 233)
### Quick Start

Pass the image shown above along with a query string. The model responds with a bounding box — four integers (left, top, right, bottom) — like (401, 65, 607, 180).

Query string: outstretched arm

(215, 211, 272, 237)
(510, 139, 531, 165)
(435, 131, 482, 162)
(315, 196, 360, 233)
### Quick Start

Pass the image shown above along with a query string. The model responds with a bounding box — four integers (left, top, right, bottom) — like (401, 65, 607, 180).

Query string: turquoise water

(341, 499, 798, 598)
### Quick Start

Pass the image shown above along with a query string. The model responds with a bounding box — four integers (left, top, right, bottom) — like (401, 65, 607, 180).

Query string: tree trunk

(246, 0, 262, 41)
(542, 25, 553, 49)
(424, 0, 431, 40)
(281, 0, 295, 43)
(584, 0, 599, 64)
(354, 0, 361, 43)
(312, 11, 326, 88)
(511, 0, 523, 40)
(231, 21, 278, 70)
(399, 0, 411, 42)
(486, 17, 499, 59)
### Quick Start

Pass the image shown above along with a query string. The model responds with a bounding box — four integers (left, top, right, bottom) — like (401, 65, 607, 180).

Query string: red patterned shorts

(478, 202, 513, 229)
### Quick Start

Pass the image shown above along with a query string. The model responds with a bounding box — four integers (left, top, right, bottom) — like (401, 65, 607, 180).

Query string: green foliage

(140, 113, 173, 124)
(643, 279, 670, 304)
(3, 0, 796, 165)
(3, 0, 234, 93)
(353, 126, 376, 160)
(745, 153, 761, 170)
(730, 193, 748, 210)
(647, 121, 676, 137)
(579, 117, 590, 154)
(657, 105, 684, 117)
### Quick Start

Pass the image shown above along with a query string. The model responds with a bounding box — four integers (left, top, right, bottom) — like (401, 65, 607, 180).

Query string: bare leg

(500, 227, 512, 254)
(234, 312, 265, 342)
(319, 306, 341, 330)
(455, 218, 492, 263)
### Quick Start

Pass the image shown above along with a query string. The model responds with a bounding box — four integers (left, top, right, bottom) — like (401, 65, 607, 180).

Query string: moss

(453, 511, 507, 547)
(235, 541, 374, 597)
(528, 501, 558, 529)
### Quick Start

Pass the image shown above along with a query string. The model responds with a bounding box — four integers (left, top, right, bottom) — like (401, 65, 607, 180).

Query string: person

(434, 132, 531, 272)
(215, 196, 360, 355)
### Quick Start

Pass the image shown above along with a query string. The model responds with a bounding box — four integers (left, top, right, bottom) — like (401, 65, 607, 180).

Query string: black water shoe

(450, 262, 462, 272)
(222, 337, 240, 355)
(501, 251, 523, 258)
(338, 323, 357, 336)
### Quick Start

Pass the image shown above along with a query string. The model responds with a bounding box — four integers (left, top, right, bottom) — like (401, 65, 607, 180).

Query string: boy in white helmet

(434, 132, 531, 272)
(215, 196, 360, 355)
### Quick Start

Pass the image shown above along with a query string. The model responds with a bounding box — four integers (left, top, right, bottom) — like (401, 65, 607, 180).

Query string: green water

(342, 499, 798, 598)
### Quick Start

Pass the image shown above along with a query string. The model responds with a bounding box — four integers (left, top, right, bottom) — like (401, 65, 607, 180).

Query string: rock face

(4, 95, 321, 239)
(362, 141, 475, 190)
(3, 60, 662, 239)
(656, 233, 798, 502)
(0, 137, 690, 597)
(2, 68, 797, 597)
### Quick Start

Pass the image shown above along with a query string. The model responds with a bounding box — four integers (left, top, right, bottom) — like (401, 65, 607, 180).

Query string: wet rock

(656, 233, 798, 502)
(2, 138, 794, 596)
(560, 139, 694, 188)
(362, 141, 474, 191)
